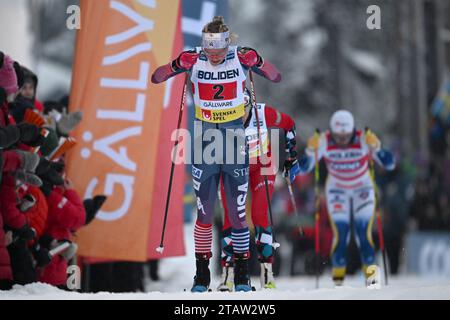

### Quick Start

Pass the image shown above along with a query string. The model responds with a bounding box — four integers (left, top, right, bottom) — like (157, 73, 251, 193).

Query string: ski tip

(155, 246, 164, 254)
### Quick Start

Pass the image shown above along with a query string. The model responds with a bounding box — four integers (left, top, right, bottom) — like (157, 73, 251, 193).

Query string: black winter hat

(59, 95, 69, 108)
(21, 67, 38, 93)
(43, 100, 65, 115)
(14, 62, 25, 89)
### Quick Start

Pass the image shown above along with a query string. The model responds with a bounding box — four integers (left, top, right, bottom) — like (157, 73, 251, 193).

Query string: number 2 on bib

(213, 84, 225, 100)
(198, 82, 237, 101)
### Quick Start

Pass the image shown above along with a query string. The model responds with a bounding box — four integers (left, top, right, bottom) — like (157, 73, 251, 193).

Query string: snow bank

(2, 224, 450, 299)
(2, 275, 450, 300)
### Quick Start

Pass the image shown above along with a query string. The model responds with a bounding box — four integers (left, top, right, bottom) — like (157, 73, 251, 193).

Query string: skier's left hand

(284, 157, 300, 182)
(238, 47, 263, 68)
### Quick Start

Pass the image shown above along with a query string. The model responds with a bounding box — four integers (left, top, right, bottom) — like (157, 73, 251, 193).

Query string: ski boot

(260, 263, 276, 289)
(234, 252, 252, 292)
(191, 253, 211, 293)
(332, 267, 346, 287)
(217, 264, 234, 292)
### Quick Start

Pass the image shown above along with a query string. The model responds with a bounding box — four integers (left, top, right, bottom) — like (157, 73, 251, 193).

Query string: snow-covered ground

(1, 223, 450, 300)
(2, 275, 450, 300)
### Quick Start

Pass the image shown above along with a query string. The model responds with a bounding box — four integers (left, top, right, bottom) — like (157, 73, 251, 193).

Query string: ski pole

(217, 182, 227, 228)
(156, 73, 189, 254)
(217, 186, 225, 214)
(313, 129, 321, 289)
(248, 71, 280, 249)
(284, 173, 304, 236)
(366, 128, 389, 285)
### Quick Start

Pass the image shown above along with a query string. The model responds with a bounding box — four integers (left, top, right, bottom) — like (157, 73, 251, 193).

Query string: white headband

(202, 31, 230, 49)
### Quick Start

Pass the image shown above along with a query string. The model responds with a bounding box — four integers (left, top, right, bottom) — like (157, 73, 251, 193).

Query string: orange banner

(147, 3, 185, 259)
(67, 0, 182, 261)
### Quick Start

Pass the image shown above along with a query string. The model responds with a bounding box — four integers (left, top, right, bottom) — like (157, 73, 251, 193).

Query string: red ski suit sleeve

(151, 63, 186, 84)
(240, 57, 281, 83)
(264, 105, 295, 131)
(151, 48, 282, 84)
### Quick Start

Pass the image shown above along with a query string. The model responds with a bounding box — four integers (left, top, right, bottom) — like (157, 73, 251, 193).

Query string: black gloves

(0, 122, 44, 149)
(284, 150, 298, 170)
(0, 124, 20, 148)
(38, 234, 55, 250)
(39, 180, 53, 197)
(17, 122, 45, 147)
(36, 158, 64, 180)
(36, 158, 65, 196)
(84, 195, 107, 225)
(31, 243, 52, 268)
(283, 127, 298, 171)
(15, 224, 36, 241)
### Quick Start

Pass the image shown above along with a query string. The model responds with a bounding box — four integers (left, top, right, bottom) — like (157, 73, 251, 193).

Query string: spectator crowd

(0, 51, 106, 291)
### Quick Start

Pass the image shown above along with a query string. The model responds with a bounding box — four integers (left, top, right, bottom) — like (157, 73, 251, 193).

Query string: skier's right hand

(172, 50, 199, 71)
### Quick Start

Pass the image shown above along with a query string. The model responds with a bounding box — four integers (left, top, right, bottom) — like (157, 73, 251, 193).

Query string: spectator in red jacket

(0, 214, 13, 290)
(18, 185, 48, 241)
(9, 184, 52, 284)
(1, 89, 42, 287)
(1, 175, 38, 285)
(38, 173, 86, 288)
